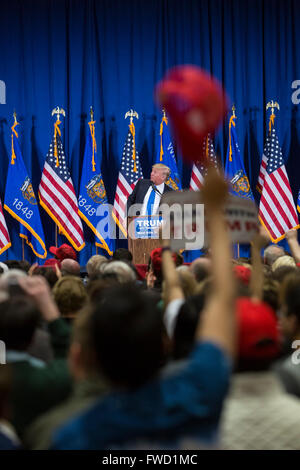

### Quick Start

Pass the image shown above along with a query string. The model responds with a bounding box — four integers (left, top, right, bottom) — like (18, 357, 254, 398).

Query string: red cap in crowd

(43, 258, 61, 269)
(49, 244, 77, 261)
(236, 297, 280, 361)
(233, 265, 251, 286)
(150, 247, 177, 277)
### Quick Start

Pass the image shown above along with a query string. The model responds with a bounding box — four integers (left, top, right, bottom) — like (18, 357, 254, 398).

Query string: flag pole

(51, 106, 66, 249)
(237, 243, 240, 259)
(22, 238, 25, 261)
(96, 245, 98, 255)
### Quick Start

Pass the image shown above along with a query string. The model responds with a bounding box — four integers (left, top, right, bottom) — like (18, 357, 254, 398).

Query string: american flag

(39, 129, 85, 251)
(112, 123, 143, 236)
(0, 198, 11, 255)
(190, 134, 218, 190)
(256, 139, 269, 194)
(258, 127, 299, 242)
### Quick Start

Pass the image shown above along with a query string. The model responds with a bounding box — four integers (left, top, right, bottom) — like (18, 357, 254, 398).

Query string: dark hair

(90, 284, 165, 388)
(18, 260, 31, 273)
(0, 297, 40, 350)
(3, 260, 23, 270)
(87, 278, 119, 303)
(33, 267, 58, 289)
(2, 259, 30, 272)
(263, 280, 279, 312)
(112, 248, 133, 263)
(272, 265, 297, 284)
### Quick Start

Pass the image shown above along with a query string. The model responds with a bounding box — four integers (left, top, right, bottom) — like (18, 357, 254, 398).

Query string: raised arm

(161, 237, 184, 305)
(286, 229, 300, 264)
(196, 167, 236, 358)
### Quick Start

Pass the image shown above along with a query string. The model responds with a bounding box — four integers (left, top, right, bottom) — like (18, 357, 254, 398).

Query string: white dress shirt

(141, 182, 165, 216)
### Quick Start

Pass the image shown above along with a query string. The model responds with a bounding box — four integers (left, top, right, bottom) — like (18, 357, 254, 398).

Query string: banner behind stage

(0, 0, 300, 264)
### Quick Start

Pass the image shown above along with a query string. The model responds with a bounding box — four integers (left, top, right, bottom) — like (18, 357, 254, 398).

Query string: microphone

(151, 181, 162, 196)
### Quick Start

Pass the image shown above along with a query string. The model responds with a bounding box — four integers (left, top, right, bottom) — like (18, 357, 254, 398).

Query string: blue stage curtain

(0, 0, 299, 264)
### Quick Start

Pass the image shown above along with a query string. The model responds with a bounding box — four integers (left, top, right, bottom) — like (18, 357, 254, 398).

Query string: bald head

(61, 259, 81, 277)
(263, 245, 285, 266)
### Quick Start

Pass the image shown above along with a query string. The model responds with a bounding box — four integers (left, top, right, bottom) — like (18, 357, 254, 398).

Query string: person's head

(272, 255, 296, 272)
(262, 279, 279, 313)
(189, 257, 211, 283)
(61, 259, 81, 277)
(18, 260, 31, 273)
(32, 267, 58, 289)
(175, 266, 197, 298)
(236, 297, 280, 371)
(112, 248, 133, 263)
(0, 297, 40, 351)
(272, 265, 298, 284)
(149, 247, 177, 290)
(150, 164, 170, 186)
(102, 261, 136, 284)
(0, 270, 27, 297)
(279, 273, 300, 340)
(233, 265, 252, 288)
(264, 244, 285, 266)
(53, 276, 88, 318)
(49, 244, 77, 261)
(87, 278, 119, 303)
(3, 260, 23, 270)
(90, 284, 165, 388)
(86, 255, 108, 278)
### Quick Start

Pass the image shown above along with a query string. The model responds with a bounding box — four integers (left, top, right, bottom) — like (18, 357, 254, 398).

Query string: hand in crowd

(201, 164, 228, 209)
(28, 262, 38, 276)
(286, 228, 298, 244)
(145, 270, 156, 289)
(252, 225, 271, 250)
(286, 228, 300, 264)
(18, 275, 60, 322)
(55, 263, 62, 279)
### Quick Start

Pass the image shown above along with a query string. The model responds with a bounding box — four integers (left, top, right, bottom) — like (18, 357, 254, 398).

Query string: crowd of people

(1, 169, 300, 450)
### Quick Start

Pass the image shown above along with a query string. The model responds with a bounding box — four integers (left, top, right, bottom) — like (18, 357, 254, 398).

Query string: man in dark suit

(127, 164, 173, 216)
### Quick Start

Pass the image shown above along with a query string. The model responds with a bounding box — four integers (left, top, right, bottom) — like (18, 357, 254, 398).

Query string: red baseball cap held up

(49, 243, 77, 261)
(155, 65, 228, 163)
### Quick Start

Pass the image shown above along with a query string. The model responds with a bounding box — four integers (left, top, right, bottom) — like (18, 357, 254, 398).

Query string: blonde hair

(53, 276, 88, 317)
(176, 266, 198, 298)
(86, 255, 108, 276)
(152, 163, 171, 179)
(102, 261, 136, 283)
(271, 255, 296, 272)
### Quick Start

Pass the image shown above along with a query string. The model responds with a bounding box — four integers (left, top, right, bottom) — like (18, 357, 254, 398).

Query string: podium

(127, 215, 162, 264)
